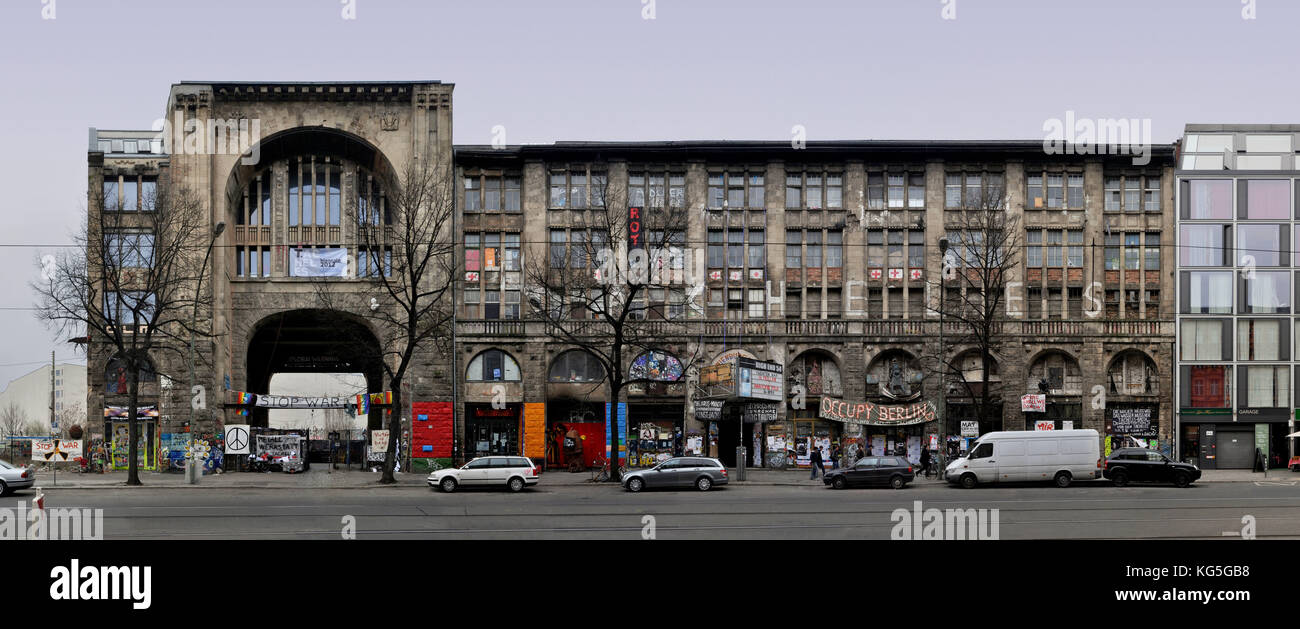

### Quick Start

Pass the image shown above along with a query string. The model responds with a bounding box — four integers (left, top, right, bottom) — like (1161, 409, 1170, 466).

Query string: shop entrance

(544, 399, 605, 470)
(465, 403, 521, 458)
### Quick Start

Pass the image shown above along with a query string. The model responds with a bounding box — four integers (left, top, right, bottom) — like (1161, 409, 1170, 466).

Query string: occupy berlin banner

(819, 397, 937, 426)
(290, 247, 348, 277)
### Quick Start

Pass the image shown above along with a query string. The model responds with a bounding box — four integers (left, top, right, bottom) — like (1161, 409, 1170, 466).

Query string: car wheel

(959, 474, 978, 489)
(832, 476, 846, 490)
(1172, 472, 1191, 488)
(1111, 470, 1129, 487)
(695, 476, 712, 492)
(0, 480, 8, 497)
(508, 477, 525, 493)
(627, 477, 644, 493)
(1054, 472, 1072, 488)
(890, 475, 905, 490)
(440, 477, 458, 493)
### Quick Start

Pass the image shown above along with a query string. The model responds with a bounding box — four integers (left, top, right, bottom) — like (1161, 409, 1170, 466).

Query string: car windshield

(0, 459, 12, 469)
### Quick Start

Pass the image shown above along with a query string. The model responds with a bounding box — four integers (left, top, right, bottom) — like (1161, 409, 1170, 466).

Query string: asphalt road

(7, 481, 1300, 540)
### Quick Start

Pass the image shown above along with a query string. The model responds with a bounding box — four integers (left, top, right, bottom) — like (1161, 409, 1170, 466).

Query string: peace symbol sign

(226, 427, 248, 452)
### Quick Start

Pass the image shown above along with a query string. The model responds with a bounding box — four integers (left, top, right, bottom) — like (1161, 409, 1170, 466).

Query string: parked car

(824, 456, 914, 489)
(428, 456, 539, 493)
(622, 457, 728, 492)
(946, 429, 1102, 489)
(1104, 448, 1201, 487)
(0, 458, 34, 496)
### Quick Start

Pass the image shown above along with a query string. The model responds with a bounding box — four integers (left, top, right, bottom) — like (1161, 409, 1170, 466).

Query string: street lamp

(186, 221, 225, 484)
(937, 236, 948, 476)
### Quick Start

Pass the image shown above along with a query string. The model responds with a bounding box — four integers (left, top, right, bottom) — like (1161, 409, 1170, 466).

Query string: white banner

(960, 421, 980, 438)
(1021, 394, 1046, 413)
(255, 395, 353, 409)
(32, 439, 82, 462)
(290, 248, 348, 277)
(1035, 421, 1056, 431)
(371, 430, 390, 452)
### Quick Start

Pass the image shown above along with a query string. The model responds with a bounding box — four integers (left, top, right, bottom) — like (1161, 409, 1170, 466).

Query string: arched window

(466, 349, 521, 382)
(549, 350, 605, 383)
(787, 351, 842, 397)
(105, 354, 157, 394)
(866, 350, 922, 400)
(1108, 352, 1158, 395)
(1027, 352, 1081, 395)
(629, 351, 683, 382)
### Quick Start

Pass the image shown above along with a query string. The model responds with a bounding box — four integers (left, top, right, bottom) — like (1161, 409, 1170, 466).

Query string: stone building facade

(86, 81, 1177, 471)
(455, 141, 1178, 468)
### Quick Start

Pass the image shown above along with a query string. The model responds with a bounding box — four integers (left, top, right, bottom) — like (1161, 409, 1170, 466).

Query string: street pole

(187, 222, 225, 485)
(937, 238, 948, 478)
(50, 350, 56, 487)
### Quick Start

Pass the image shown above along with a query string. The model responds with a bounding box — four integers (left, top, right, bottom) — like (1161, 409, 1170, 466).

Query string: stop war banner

(819, 397, 937, 426)
(32, 439, 83, 462)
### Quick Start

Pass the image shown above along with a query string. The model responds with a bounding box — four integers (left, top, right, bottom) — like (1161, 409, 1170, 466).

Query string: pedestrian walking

(831, 445, 841, 470)
(809, 446, 825, 480)
(920, 447, 932, 478)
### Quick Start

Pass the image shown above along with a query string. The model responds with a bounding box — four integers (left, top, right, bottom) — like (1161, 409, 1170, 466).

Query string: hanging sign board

(290, 247, 348, 277)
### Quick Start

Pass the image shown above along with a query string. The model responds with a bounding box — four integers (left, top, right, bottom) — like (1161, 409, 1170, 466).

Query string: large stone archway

(243, 309, 386, 428)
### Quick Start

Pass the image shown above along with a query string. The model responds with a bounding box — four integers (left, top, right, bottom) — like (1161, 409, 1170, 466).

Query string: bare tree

(925, 182, 1020, 434)
(523, 175, 704, 481)
(315, 157, 457, 484)
(0, 402, 27, 439)
(35, 172, 217, 485)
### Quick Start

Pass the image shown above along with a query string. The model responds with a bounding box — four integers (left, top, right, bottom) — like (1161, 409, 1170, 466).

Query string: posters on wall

(224, 425, 250, 454)
(870, 434, 886, 456)
(907, 436, 921, 465)
(1108, 406, 1155, 436)
(960, 421, 980, 437)
(694, 399, 723, 421)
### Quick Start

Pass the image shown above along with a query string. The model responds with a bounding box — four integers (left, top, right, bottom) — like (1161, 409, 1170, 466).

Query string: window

(907, 231, 923, 268)
(1244, 366, 1289, 408)
(1183, 271, 1232, 314)
(1124, 234, 1140, 270)
(1046, 231, 1063, 267)
(1182, 365, 1230, 409)
(868, 174, 886, 210)
(1245, 134, 1292, 153)
(549, 230, 566, 269)
(1027, 231, 1043, 267)
(1067, 230, 1083, 267)
(786, 171, 843, 209)
(104, 232, 154, 268)
(1236, 224, 1283, 267)
(1243, 271, 1290, 314)
(286, 157, 342, 226)
(710, 231, 726, 268)
(629, 170, 685, 210)
(1185, 180, 1232, 219)
(464, 173, 521, 213)
(747, 289, 765, 317)
(550, 168, 604, 209)
(357, 170, 388, 226)
(467, 350, 521, 382)
(1105, 234, 1120, 270)
(102, 292, 155, 326)
(1104, 175, 1160, 212)
(867, 231, 883, 267)
(949, 171, 1003, 209)
(1178, 225, 1228, 266)
(102, 179, 119, 211)
(357, 247, 392, 278)
(708, 171, 764, 210)
(236, 246, 271, 278)
(1245, 180, 1290, 219)
(1144, 233, 1160, 271)
(1027, 172, 1081, 210)
(1238, 319, 1283, 361)
(806, 231, 822, 268)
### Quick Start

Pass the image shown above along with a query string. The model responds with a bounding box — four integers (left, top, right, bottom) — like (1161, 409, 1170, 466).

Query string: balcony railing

(455, 318, 1174, 339)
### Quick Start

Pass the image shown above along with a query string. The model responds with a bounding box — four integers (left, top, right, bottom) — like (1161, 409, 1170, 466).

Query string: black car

(824, 456, 915, 489)
(1104, 448, 1201, 487)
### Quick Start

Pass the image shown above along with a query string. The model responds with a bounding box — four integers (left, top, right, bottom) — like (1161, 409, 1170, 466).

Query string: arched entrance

(244, 309, 386, 430)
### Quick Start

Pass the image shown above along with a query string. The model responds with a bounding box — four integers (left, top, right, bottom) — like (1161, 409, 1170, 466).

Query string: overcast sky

(0, 0, 1294, 387)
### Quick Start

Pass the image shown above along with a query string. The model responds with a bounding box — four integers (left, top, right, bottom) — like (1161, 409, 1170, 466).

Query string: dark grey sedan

(0, 458, 34, 496)
(622, 457, 728, 492)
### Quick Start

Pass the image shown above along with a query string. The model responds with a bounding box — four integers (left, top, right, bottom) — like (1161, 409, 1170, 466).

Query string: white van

(945, 429, 1102, 489)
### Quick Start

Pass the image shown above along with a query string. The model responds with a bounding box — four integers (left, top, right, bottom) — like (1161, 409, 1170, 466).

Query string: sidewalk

(27, 465, 1296, 490)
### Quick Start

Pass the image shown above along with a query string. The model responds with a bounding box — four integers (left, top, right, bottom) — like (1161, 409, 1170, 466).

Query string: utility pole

(50, 350, 56, 487)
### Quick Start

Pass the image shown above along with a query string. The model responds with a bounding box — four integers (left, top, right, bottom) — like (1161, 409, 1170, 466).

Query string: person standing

(831, 444, 841, 470)
(809, 446, 825, 480)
